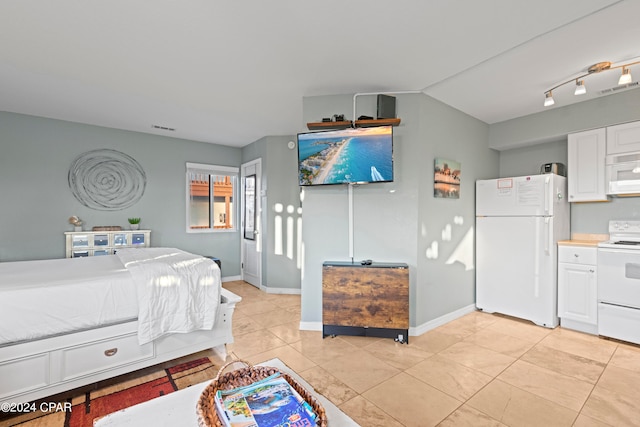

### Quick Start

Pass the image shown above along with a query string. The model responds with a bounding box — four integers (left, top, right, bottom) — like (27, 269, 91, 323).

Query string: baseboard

(221, 275, 241, 283)
(299, 321, 322, 332)
(410, 304, 477, 336)
(261, 286, 302, 295)
(299, 303, 477, 336)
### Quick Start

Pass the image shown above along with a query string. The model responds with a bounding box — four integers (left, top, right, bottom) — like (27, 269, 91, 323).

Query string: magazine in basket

(215, 373, 318, 427)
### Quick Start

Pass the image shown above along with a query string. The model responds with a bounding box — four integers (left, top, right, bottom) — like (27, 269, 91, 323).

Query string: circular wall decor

(68, 149, 146, 211)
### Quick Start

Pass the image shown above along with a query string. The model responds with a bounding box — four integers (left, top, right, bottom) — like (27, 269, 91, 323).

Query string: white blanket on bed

(116, 248, 221, 345)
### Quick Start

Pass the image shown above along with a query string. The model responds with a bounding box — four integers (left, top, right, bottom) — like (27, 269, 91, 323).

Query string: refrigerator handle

(545, 217, 551, 255)
(544, 176, 550, 214)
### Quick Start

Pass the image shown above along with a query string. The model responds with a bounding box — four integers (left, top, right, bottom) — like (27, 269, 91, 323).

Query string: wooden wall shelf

(307, 118, 401, 131)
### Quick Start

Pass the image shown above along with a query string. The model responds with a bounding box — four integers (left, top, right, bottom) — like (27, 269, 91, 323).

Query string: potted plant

(128, 217, 141, 230)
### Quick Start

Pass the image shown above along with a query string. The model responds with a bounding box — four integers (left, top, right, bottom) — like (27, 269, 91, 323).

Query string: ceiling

(1, 0, 639, 148)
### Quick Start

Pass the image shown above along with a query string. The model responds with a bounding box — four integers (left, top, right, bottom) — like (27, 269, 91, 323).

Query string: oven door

(597, 247, 640, 308)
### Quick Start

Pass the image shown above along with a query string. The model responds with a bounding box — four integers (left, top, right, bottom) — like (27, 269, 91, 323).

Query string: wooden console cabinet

(322, 261, 409, 343)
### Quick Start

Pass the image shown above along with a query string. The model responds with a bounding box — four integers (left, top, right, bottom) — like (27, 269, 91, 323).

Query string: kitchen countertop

(558, 233, 609, 247)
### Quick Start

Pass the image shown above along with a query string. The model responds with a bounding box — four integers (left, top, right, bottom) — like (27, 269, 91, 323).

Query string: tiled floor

(4, 280, 640, 427)
(223, 280, 640, 427)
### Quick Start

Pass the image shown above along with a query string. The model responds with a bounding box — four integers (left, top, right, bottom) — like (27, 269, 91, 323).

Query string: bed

(0, 248, 241, 405)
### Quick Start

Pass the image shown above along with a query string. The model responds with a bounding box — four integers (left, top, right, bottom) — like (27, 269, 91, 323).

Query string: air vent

(151, 124, 176, 132)
(600, 81, 639, 95)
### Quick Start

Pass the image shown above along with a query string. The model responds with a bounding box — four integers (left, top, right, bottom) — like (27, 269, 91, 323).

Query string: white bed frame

(0, 288, 241, 405)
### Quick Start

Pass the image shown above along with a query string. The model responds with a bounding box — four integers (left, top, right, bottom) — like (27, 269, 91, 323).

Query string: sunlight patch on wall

(425, 215, 469, 267)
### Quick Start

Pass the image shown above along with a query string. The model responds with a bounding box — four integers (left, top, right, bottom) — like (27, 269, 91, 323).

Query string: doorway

(241, 159, 262, 288)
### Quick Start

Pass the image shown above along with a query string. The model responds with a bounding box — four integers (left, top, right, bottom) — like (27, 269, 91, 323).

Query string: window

(186, 163, 238, 232)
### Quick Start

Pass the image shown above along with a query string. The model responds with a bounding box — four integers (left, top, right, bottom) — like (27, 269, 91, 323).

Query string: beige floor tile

(433, 316, 482, 340)
(594, 364, 640, 395)
(362, 372, 461, 427)
(438, 404, 508, 427)
(572, 413, 617, 427)
(407, 329, 461, 354)
(339, 395, 405, 427)
(362, 338, 433, 370)
(252, 306, 300, 328)
(244, 344, 317, 374)
(538, 328, 618, 364)
(485, 316, 553, 343)
(581, 382, 640, 427)
(405, 354, 493, 401)
(262, 293, 301, 307)
(297, 365, 359, 406)
(608, 343, 640, 373)
(467, 379, 578, 427)
(268, 320, 304, 344)
(320, 349, 400, 393)
(335, 334, 384, 348)
(497, 360, 594, 411)
(463, 327, 535, 358)
(231, 314, 264, 336)
(226, 329, 288, 359)
(290, 332, 359, 365)
(520, 345, 606, 384)
(234, 299, 279, 317)
(439, 341, 516, 377)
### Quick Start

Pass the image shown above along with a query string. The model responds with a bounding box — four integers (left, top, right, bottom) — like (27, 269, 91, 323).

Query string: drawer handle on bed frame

(104, 348, 118, 357)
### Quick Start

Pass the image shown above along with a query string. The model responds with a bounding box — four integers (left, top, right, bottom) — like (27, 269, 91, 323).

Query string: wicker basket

(196, 360, 328, 427)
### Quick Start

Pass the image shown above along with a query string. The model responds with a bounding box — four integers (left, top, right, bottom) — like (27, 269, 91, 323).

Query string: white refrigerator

(475, 174, 570, 328)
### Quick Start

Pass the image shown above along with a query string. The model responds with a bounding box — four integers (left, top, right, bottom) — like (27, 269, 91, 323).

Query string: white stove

(598, 220, 640, 249)
(597, 220, 640, 344)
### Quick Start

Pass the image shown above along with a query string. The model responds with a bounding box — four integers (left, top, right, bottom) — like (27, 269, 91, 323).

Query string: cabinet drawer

(0, 353, 49, 399)
(58, 333, 154, 381)
(558, 246, 597, 264)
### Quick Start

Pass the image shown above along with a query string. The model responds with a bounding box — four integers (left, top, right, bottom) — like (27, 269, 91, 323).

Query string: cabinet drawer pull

(104, 348, 118, 357)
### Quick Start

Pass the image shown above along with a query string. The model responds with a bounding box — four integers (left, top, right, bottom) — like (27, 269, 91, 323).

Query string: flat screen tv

(297, 126, 394, 186)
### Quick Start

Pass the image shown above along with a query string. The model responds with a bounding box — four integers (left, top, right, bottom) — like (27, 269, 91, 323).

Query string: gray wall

(300, 93, 497, 329)
(0, 111, 242, 273)
(242, 135, 302, 291)
(494, 90, 640, 235)
(489, 89, 640, 150)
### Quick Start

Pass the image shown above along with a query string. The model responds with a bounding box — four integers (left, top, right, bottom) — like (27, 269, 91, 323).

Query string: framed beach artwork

(434, 158, 460, 199)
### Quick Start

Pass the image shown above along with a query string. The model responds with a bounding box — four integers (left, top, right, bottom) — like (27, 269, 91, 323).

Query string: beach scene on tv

(298, 126, 393, 186)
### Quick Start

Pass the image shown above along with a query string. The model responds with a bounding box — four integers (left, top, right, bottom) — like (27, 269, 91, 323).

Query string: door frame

(241, 158, 262, 288)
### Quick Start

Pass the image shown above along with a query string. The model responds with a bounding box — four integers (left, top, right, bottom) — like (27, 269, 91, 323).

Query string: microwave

(606, 152, 640, 196)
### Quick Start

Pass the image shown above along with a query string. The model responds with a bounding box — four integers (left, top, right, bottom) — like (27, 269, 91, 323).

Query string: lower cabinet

(558, 245, 598, 334)
(322, 261, 409, 343)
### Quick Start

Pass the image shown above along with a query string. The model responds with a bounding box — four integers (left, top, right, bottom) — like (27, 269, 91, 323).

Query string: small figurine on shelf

(68, 215, 83, 231)
(128, 217, 141, 230)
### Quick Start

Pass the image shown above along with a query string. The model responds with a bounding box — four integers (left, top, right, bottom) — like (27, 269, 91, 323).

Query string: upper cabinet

(606, 121, 640, 155)
(568, 128, 607, 202)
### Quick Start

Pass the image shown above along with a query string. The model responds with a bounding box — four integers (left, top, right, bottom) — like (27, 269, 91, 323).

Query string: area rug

(65, 357, 214, 427)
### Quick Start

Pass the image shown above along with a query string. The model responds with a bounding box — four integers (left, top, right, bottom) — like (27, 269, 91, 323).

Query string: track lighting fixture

(543, 91, 555, 107)
(619, 67, 632, 85)
(544, 60, 639, 107)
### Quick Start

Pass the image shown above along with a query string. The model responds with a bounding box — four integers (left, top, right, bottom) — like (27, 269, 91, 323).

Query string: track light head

(619, 67, 633, 85)
(574, 80, 586, 95)
(544, 91, 555, 107)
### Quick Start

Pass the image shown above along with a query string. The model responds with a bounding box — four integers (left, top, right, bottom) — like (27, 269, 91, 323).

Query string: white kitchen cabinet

(567, 128, 608, 202)
(606, 121, 640, 155)
(558, 245, 598, 334)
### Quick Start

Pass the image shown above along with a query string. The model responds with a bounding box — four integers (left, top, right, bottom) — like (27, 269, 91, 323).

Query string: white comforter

(0, 248, 220, 346)
(116, 248, 220, 345)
